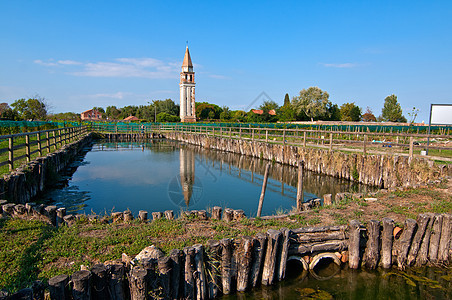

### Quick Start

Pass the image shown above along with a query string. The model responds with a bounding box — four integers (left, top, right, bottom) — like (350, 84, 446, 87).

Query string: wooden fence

(0, 126, 88, 172)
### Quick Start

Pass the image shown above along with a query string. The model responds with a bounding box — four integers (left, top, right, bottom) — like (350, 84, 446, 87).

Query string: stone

(134, 245, 164, 262)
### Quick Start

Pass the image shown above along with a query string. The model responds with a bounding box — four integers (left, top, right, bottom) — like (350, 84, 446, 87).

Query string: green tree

(283, 93, 290, 106)
(106, 106, 121, 120)
(339, 102, 362, 121)
(219, 106, 231, 121)
(11, 97, 48, 121)
(156, 112, 180, 122)
(381, 94, 406, 122)
(231, 110, 246, 122)
(292, 87, 331, 121)
(195, 102, 222, 121)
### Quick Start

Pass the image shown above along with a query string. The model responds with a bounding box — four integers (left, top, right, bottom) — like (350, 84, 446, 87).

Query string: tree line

(0, 87, 412, 123)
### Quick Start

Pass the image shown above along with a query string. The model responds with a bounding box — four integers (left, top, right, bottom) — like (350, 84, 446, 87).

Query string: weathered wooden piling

(105, 262, 126, 300)
(417, 213, 435, 266)
(138, 210, 147, 222)
(277, 228, 291, 281)
(262, 229, 282, 286)
(45, 205, 57, 226)
(438, 214, 452, 263)
(193, 244, 207, 299)
(223, 208, 234, 222)
(211, 206, 222, 220)
(257, 163, 271, 217)
(394, 218, 417, 270)
(220, 238, 234, 294)
(348, 220, 361, 269)
(71, 270, 92, 300)
(48, 274, 70, 300)
(236, 236, 254, 292)
(250, 233, 267, 288)
(233, 209, 245, 221)
(56, 207, 66, 227)
(123, 210, 133, 222)
(381, 218, 394, 269)
(323, 194, 332, 206)
(296, 161, 304, 211)
(158, 256, 172, 299)
(407, 213, 431, 266)
(128, 267, 148, 300)
(91, 264, 109, 300)
(363, 220, 380, 269)
(111, 212, 123, 222)
(169, 249, 184, 300)
(428, 214, 444, 263)
(198, 210, 208, 220)
(164, 210, 174, 220)
(152, 211, 163, 221)
(183, 246, 196, 299)
(206, 240, 221, 299)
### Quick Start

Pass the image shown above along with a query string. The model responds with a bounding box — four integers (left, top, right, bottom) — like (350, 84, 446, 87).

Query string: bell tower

(180, 46, 196, 122)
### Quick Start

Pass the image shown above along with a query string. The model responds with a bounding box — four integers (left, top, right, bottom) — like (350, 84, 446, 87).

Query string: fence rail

(0, 126, 88, 171)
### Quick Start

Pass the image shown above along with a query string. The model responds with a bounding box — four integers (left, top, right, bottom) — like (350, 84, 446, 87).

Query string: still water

(42, 140, 375, 216)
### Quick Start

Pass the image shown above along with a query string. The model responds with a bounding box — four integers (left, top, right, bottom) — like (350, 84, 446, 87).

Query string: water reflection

(40, 140, 377, 216)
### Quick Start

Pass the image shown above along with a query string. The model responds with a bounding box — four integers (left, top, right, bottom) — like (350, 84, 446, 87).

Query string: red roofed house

(251, 109, 276, 116)
(81, 109, 102, 121)
(123, 115, 139, 122)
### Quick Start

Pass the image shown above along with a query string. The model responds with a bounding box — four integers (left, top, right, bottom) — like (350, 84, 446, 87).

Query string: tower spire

(180, 46, 196, 122)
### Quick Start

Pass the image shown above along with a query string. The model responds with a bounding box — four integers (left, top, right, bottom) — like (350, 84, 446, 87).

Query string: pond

(222, 263, 452, 299)
(41, 140, 376, 217)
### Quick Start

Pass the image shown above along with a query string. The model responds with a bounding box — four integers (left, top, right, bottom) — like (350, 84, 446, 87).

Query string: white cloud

(35, 57, 179, 79)
(320, 63, 361, 68)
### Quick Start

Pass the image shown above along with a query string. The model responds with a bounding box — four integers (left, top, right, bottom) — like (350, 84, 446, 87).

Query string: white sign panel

(431, 104, 452, 125)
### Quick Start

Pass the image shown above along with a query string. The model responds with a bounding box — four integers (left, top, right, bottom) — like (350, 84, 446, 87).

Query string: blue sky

(1, 1, 451, 123)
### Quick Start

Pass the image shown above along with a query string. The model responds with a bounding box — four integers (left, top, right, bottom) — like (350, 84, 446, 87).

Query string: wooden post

(251, 128, 254, 141)
(91, 264, 109, 300)
(363, 220, 381, 269)
(407, 213, 431, 266)
(438, 214, 452, 263)
(46, 131, 50, 153)
(282, 130, 286, 145)
(416, 213, 434, 266)
(266, 130, 268, 143)
(169, 249, 183, 300)
(261, 229, 282, 286)
(250, 233, 267, 287)
(8, 137, 13, 171)
(128, 267, 148, 300)
(237, 236, 254, 292)
(71, 270, 92, 300)
(25, 134, 30, 162)
(348, 220, 361, 269)
(52, 131, 57, 150)
(193, 244, 207, 299)
(48, 274, 70, 300)
(363, 135, 367, 155)
(329, 133, 333, 151)
(303, 131, 306, 148)
(138, 210, 147, 222)
(105, 262, 126, 300)
(394, 218, 417, 270)
(37, 133, 42, 156)
(381, 218, 394, 268)
(56, 207, 66, 227)
(206, 240, 221, 299)
(123, 210, 133, 222)
(428, 214, 443, 263)
(211, 206, 222, 220)
(158, 256, 172, 299)
(164, 210, 174, 220)
(409, 137, 414, 158)
(223, 208, 234, 222)
(220, 238, 233, 295)
(277, 228, 291, 281)
(183, 246, 195, 299)
(296, 160, 304, 211)
(257, 163, 271, 217)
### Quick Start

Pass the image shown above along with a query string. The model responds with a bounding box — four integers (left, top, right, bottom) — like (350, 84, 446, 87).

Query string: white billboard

(430, 104, 452, 125)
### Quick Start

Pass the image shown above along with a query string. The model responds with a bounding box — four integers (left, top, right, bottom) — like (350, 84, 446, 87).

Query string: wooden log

(289, 240, 348, 255)
(71, 270, 92, 300)
(348, 220, 361, 269)
(296, 161, 304, 211)
(158, 256, 172, 299)
(381, 218, 394, 269)
(277, 228, 291, 281)
(45, 205, 57, 226)
(183, 246, 195, 299)
(211, 206, 222, 220)
(291, 231, 347, 243)
(250, 233, 267, 288)
(138, 210, 147, 222)
(128, 267, 148, 300)
(169, 249, 184, 300)
(91, 264, 109, 300)
(323, 194, 332, 206)
(257, 163, 271, 217)
(233, 209, 245, 221)
(220, 238, 233, 294)
(164, 210, 174, 220)
(197, 210, 208, 220)
(123, 210, 133, 222)
(416, 213, 435, 266)
(291, 225, 348, 234)
(56, 207, 66, 227)
(223, 208, 234, 222)
(438, 214, 452, 263)
(48, 274, 70, 300)
(152, 211, 163, 221)
(363, 220, 380, 269)
(105, 262, 126, 300)
(407, 213, 432, 266)
(237, 236, 254, 292)
(261, 229, 282, 286)
(205, 240, 221, 299)
(428, 214, 444, 263)
(193, 244, 207, 300)
(394, 218, 417, 270)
